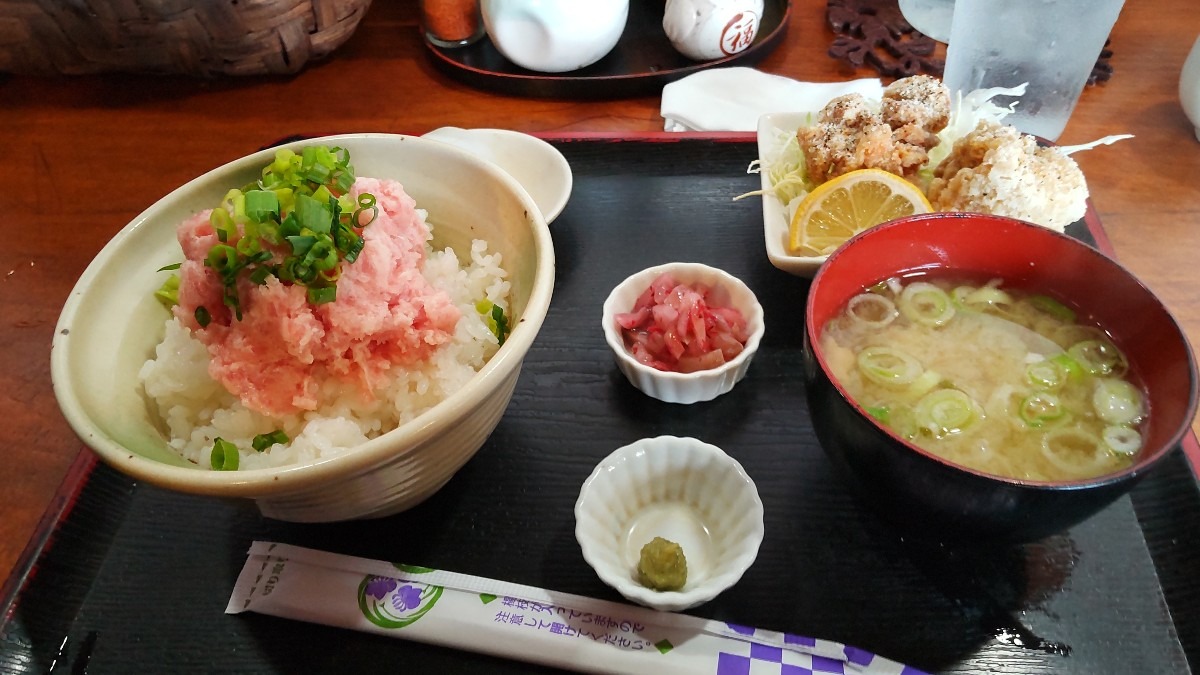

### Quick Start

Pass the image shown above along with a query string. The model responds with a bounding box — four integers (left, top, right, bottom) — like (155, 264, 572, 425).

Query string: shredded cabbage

(737, 118, 815, 210)
(920, 84, 1028, 184)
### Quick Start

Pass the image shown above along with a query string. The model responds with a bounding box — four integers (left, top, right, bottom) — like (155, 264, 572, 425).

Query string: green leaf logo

(395, 563, 436, 574)
(357, 575, 443, 629)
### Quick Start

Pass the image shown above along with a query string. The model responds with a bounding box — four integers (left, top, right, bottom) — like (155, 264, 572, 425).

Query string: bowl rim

(805, 211, 1200, 490)
(573, 435, 766, 611)
(600, 262, 766, 383)
(419, 126, 574, 224)
(757, 111, 830, 278)
(50, 132, 556, 497)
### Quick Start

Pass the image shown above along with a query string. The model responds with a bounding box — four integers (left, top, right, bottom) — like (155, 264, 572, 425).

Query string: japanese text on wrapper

(492, 596, 654, 651)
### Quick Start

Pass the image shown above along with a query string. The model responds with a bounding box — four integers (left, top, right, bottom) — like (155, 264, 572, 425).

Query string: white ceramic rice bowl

(51, 133, 555, 522)
(601, 262, 765, 404)
(574, 436, 765, 612)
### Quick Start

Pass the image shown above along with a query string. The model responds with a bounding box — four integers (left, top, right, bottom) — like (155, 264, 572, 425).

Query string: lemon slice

(788, 169, 933, 256)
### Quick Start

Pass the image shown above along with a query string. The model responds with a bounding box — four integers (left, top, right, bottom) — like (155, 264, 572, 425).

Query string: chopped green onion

(308, 239, 339, 271)
(235, 232, 262, 257)
(294, 194, 332, 234)
(279, 212, 301, 238)
(244, 189, 280, 223)
(206, 244, 239, 276)
(313, 185, 335, 206)
(251, 430, 289, 452)
(249, 265, 274, 285)
(287, 235, 317, 256)
(157, 262, 182, 272)
(1029, 294, 1076, 322)
(307, 286, 337, 304)
(1050, 353, 1084, 381)
(195, 306, 211, 328)
(154, 274, 180, 308)
(914, 388, 981, 438)
(866, 406, 890, 423)
(303, 157, 332, 184)
(899, 282, 955, 327)
(1018, 392, 1066, 428)
(906, 369, 943, 400)
(1092, 378, 1144, 426)
(210, 207, 236, 243)
(1069, 338, 1127, 377)
(318, 265, 342, 283)
(1102, 425, 1142, 456)
(953, 282, 1012, 311)
(156, 146, 376, 322)
(475, 300, 511, 345)
(223, 283, 243, 321)
(352, 193, 378, 228)
(223, 189, 247, 223)
(288, 259, 317, 284)
(865, 279, 891, 296)
(1026, 359, 1067, 390)
(335, 225, 364, 263)
(856, 346, 923, 387)
(886, 405, 920, 440)
(210, 438, 239, 471)
(1040, 427, 1105, 476)
(846, 292, 898, 329)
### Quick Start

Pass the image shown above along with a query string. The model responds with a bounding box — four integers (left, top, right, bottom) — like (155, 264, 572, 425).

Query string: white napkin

(660, 67, 884, 132)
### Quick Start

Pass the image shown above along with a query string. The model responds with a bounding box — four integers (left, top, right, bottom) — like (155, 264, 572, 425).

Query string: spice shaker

(663, 0, 764, 61)
(421, 0, 485, 48)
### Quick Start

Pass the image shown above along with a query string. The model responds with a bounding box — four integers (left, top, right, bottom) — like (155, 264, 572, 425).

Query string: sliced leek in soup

(820, 274, 1145, 482)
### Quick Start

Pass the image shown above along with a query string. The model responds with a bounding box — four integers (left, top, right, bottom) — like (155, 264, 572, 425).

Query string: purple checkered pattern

(714, 624, 927, 675)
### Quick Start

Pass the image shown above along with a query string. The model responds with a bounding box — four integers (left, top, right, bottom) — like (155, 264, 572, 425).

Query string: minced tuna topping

(174, 177, 460, 417)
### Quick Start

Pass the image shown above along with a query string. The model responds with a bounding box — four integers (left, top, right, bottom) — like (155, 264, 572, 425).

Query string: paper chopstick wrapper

(228, 541, 925, 674)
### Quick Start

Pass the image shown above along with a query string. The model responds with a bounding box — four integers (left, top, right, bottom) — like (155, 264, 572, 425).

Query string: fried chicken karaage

(928, 120, 1088, 231)
(797, 74, 950, 184)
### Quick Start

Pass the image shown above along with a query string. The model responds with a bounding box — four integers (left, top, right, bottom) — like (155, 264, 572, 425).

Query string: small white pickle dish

(574, 436, 765, 612)
(601, 262, 765, 405)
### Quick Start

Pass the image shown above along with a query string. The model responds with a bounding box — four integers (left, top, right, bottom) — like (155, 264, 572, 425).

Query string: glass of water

(897, 0, 955, 43)
(942, 0, 1124, 141)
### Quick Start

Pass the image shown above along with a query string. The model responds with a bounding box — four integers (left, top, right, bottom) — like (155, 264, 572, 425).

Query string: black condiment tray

(424, 1, 790, 99)
(2, 136, 1198, 674)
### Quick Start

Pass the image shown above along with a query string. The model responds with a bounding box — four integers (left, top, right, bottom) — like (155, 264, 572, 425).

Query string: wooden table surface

(2, 0, 1198, 590)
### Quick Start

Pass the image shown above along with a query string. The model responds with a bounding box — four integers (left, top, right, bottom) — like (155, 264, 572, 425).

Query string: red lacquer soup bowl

(802, 213, 1198, 542)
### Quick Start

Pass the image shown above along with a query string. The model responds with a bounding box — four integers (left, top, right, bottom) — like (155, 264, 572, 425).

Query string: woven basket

(0, 0, 373, 76)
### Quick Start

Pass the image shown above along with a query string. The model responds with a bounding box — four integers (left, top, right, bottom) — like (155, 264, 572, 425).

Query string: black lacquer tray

(424, 0, 791, 99)
(2, 136, 1199, 674)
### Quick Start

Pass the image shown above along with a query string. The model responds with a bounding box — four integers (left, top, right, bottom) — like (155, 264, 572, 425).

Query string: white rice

(138, 221, 510, 471)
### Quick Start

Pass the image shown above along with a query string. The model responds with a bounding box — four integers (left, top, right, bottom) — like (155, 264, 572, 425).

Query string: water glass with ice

(942, 0, 1124, 141)
(897, 0, 954, 43)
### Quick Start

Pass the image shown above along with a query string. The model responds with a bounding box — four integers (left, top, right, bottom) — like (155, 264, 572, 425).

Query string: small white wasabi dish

(421, 127, 573, 224)
(574, 436, 765, 612)
(601, 262, 764, 405)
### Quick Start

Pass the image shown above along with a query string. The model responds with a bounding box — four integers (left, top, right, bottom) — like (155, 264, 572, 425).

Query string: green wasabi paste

(636, 537, 687, 592)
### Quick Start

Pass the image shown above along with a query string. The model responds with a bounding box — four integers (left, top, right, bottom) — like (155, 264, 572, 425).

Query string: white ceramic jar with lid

(1180, 33, 1200, 142)
(481, 0, 629, 73)
(663, 0, 764, 62)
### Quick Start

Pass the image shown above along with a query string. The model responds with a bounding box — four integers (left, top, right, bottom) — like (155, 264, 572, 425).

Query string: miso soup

(819, 273, 1146, 481)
